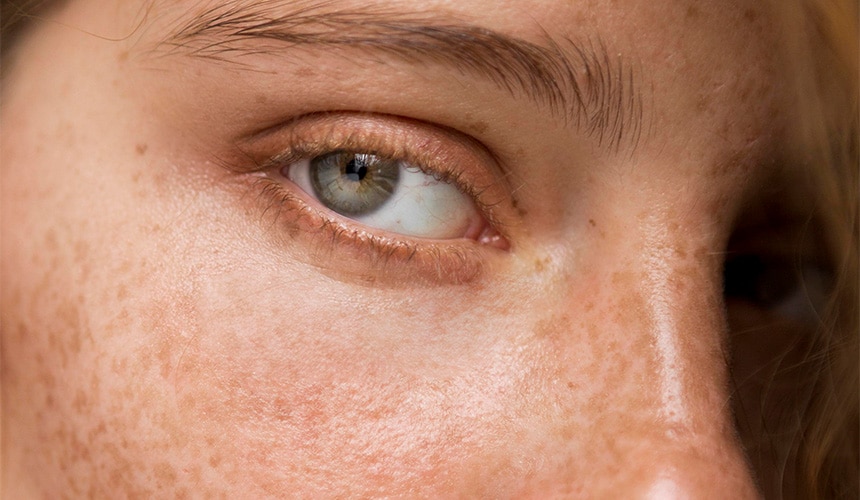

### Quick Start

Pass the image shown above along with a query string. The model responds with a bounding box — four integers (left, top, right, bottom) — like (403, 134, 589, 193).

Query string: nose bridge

(628, 247, 757, 498)
(637, 216, 725, 430)
(550, 210, 760, 497)
(621, 222, 758, 497)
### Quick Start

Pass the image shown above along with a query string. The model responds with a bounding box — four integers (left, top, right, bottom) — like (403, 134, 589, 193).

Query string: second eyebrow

(158, 1, 646, 151)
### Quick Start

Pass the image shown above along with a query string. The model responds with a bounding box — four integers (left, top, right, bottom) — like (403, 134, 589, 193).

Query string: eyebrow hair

(157, 1, 647, 151)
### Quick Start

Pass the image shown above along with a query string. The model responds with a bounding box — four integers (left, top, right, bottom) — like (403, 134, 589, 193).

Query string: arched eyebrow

(156, 1, 647, 151)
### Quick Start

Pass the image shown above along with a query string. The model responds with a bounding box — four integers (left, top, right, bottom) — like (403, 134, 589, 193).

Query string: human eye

(285, 150, 493, 241)
(228, 113, 512, 284)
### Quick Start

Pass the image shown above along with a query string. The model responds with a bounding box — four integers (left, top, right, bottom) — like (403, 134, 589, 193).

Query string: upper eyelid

(232, 112, 508, 185)
(225, 112, 519, 236)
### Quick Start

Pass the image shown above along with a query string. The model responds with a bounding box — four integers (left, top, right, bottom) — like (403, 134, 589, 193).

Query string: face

(2, 0, 797, 496)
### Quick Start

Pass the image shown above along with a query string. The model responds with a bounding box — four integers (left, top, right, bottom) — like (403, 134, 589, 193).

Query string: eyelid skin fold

(222, 112, 516, 286)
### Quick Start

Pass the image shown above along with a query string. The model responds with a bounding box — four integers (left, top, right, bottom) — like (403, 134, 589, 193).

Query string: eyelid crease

(153, 1, 648, 152)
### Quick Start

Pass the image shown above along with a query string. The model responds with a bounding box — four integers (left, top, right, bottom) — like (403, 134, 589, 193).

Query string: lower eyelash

(245, 176, 488, 286)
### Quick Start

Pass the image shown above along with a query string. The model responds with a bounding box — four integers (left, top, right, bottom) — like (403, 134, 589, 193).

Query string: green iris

(310, 151, 400, 216)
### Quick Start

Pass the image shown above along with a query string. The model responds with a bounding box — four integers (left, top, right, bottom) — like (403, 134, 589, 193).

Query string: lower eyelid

(244, 175, 493, 286)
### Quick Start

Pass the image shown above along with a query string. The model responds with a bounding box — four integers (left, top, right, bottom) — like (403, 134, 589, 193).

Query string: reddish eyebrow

(156, 0, 647, 151)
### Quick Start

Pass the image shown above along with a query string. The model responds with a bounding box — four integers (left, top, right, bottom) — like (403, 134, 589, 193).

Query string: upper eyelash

(235, 113, 514, 237)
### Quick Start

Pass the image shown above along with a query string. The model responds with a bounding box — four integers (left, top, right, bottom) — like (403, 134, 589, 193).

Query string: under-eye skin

(226, 113, 512, 284)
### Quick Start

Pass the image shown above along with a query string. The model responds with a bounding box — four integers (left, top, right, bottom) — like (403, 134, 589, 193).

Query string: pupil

(344, 156, 368, 182)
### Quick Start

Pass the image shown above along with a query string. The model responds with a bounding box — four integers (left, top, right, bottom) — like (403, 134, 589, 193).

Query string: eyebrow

(157, 1, 647, 150)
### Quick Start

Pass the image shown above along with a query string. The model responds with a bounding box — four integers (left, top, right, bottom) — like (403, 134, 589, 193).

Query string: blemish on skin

(45, 229, 58, 251)
(695, 95, 709, 113)
(588, 219, 596, 227)
(533, 257, 551, 272)
(135, 143, 148, 156)
(117, 50, 129, 62)
(685, 5, 700, 18)
(511, 197, 527, 216)
(470, 121, 489, 134)
(294, 67, 316, 78)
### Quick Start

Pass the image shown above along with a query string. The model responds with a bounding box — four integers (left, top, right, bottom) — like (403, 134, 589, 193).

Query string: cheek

(163, 280, 551, 493)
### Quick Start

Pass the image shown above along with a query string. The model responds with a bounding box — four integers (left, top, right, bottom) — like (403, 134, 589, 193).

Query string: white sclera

(288, 160, 478, 239)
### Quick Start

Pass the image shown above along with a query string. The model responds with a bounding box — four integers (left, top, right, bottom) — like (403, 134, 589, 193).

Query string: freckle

(470, 121, 488, 134)
(294, 67, 316, 78)
(685, 5, 700, 18)
(44, 229, 58, 251)
(695, 96, 709, 114)
(135, 143, 148, 156)
(154, 462, 177, 483)
(743, 8, 758, 22)
(116, 285, 128, 300)
(117, 259, 133, 274)
(208, 453, 223, 468)
(588, 219, 596, 227)
(117, 50, 129, 62)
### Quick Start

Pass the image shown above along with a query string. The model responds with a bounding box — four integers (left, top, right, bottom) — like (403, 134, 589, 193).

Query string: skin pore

(1, 0, 802, 497)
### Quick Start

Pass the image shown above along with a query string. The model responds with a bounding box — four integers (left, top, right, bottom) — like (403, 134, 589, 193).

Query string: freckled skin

(2, 0, 786, 497)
